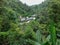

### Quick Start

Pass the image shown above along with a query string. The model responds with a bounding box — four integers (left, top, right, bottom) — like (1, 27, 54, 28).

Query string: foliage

(0, 0, 60, 45)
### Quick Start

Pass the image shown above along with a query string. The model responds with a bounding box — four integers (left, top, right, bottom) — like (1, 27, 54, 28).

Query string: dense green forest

(0, 0, 60, 45)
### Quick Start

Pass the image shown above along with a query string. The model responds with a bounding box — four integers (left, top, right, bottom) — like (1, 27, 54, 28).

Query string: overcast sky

(20, 0, 44, 6)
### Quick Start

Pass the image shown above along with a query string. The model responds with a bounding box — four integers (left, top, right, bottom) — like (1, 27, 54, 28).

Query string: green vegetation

(0, 0, 60, 45)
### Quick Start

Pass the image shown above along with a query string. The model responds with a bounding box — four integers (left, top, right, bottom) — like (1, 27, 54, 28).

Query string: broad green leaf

(49, 21, 56, 45)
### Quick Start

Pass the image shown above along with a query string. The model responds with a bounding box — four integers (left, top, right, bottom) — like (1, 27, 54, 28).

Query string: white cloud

(20, 0, 44, 6)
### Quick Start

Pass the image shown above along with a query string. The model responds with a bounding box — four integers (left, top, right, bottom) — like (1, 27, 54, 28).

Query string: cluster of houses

(20, 14, 36, 24)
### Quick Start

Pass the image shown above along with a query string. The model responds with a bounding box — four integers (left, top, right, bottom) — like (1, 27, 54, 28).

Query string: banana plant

(27, 20, 57, 45)
(27, 30, 50, 45)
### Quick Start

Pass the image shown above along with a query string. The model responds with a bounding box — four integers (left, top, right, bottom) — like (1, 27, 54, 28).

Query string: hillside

(0, 0, 60, 45)
(31, 0, 60, 32)
(1, 0, 34, 17)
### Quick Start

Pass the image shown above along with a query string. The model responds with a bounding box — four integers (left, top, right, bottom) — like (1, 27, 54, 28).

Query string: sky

(20, 0, 44, 6)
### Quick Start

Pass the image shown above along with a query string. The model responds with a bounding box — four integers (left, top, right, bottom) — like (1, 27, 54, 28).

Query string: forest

(0, 0, 60, 45)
